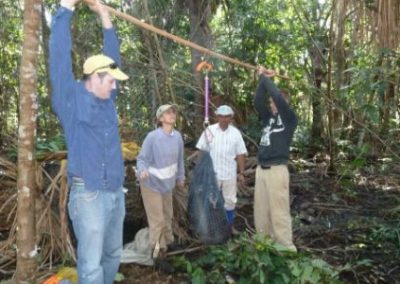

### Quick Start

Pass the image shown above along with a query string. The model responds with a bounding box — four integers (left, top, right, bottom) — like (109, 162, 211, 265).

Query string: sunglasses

(91, 62, 118, 74)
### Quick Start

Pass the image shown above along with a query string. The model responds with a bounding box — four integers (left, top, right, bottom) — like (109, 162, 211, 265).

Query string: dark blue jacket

(254, 74, 297, 167)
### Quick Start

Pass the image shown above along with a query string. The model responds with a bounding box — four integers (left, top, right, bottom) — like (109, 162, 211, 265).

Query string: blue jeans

(68, 180, 126, 284)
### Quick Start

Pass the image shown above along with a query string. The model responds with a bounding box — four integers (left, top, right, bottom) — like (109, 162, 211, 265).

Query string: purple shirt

(137, 128, 185, 193)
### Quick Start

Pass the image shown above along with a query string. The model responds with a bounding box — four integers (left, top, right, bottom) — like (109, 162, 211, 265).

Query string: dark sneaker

(154, 258, 175, 274)
(167, 242, 183, 252)
(231, 226, 241, 236)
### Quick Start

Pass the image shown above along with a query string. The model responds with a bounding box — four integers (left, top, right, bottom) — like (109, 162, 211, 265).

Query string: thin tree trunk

(381, 77, 395, 138)
(141, 0, 163, 106)
(332, 0, 349, 138)
(184, 0, 213, 136)
(142, 0, 175, 104)
(292, 0, 326, 150)
(327, 0, 336, 173)
(309, 42, 324, 146)
(0, 76, 6, 140)
(333, 0, 348, 92)
(40, 3, 57, 137)
(16, 0, 41, 281)
(142, 30, 161, 110)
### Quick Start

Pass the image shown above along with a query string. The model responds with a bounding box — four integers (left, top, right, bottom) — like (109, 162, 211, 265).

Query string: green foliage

(386, 201, 400, 218)
(1, 0, 399, 162)
(335, 142, 369, 199)
(241, 113, 263, 142)
(114, 272, 125, 282)
(291, 124, 312, 153)
(36, 134, 66, 156)
(211, 0, 310, 96)
(370, 222, 400, 251)
(178, 233, 341, 284)
(337, 142, 369, 177)
(5, 134, 66, 161)
(0, 1, 23, 136)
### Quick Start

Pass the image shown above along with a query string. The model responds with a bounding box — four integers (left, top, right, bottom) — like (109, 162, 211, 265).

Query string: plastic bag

(188, 151, 230, 244)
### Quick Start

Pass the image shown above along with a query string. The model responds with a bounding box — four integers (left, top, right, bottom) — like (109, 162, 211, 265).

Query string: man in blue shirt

(49, 0, 129, 283)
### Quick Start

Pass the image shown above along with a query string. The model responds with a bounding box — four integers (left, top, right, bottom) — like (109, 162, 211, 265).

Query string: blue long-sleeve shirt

(137, 128, 185, 194)
(49, 7, 124, 191)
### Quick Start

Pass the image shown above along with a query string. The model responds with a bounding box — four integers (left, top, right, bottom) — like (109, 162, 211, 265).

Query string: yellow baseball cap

(83, 54, 129, 81)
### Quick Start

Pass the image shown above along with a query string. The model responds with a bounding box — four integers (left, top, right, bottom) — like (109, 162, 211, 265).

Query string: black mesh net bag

(188, 151, 230, 244)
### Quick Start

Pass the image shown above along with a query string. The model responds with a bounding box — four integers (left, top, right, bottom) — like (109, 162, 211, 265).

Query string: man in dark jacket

(253, 66, 297, 251)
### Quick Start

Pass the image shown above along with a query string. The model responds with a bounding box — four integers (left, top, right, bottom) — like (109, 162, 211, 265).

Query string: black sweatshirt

(254, 74, 298, 167)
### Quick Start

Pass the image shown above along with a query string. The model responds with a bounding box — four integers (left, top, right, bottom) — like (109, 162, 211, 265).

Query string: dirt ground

(1, 158, 400, 283)
(116, 161, 400, 283)
(121, 161, 400, 283)
(118, 264, 188, 284)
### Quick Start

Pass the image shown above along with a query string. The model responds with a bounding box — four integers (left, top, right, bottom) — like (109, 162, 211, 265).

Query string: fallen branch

(237, 212, 255, 234)
(166, 245, 204, 256)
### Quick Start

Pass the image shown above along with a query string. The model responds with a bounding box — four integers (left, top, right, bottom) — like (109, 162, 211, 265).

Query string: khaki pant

(254, 165, 296, 251)
(140, 186, 174, 250)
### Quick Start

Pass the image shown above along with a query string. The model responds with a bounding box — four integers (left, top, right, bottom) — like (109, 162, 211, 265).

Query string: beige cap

(156, 104, 177, 119)
(83, 54, 128, 81)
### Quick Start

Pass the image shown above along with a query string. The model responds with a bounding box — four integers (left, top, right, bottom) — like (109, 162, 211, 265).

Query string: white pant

(217, 178, 237, 211)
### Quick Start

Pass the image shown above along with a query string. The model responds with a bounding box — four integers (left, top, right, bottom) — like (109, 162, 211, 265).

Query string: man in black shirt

(253, 66, 297, 251)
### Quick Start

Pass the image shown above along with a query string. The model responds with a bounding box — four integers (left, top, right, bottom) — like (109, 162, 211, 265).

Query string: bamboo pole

(83, 0, 291, 80)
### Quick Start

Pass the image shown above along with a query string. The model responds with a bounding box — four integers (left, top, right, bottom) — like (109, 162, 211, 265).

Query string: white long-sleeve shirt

(196, 123, 247, 180)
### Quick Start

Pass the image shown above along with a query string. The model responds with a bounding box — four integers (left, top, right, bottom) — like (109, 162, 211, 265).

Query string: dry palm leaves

(0, 156, 75, 271)
(0, 156, 16, 189)
(0, 152, 195, 274)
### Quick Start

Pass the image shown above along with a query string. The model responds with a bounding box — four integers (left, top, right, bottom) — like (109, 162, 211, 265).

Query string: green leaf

(301, 265, 313, 283)
(259, 269, 265, 283)
(191, 267, 206, 284)
(113, 272, 125, 282)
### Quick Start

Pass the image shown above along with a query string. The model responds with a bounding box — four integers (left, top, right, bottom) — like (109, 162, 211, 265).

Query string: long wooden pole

(83, 0, 290, 80)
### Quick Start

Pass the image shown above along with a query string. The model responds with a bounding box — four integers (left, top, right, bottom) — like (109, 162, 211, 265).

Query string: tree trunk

(40, 3, 58, 137)
(309, 42, 325, 147)
(142, 0, 175, 105)
(184, 0, 213, 136)
(16, 0, 41, 281)
(326, 0, 337, 173)
(141, 0, 163, 106)
(333, 0, 348, 93)
(0, 77, 7, 140)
